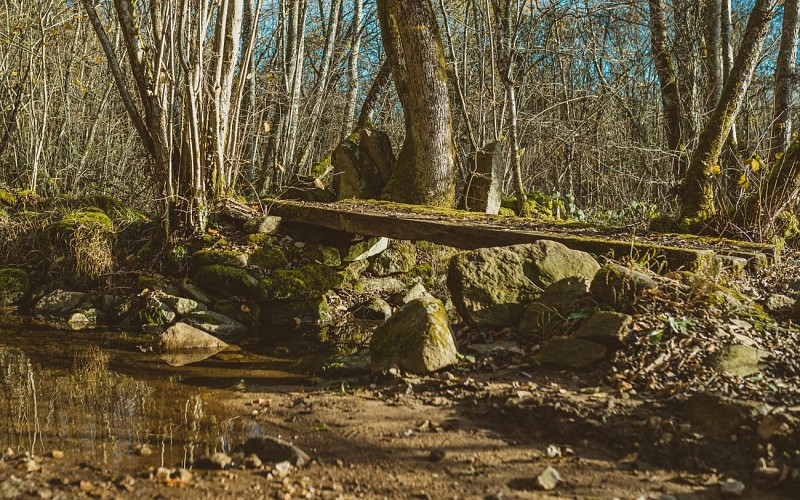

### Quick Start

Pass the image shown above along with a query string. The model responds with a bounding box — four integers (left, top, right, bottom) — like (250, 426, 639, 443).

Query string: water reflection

(0, 345, 258, 471)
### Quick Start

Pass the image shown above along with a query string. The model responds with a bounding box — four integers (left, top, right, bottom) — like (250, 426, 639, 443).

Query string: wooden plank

(266, 200, 757, 274)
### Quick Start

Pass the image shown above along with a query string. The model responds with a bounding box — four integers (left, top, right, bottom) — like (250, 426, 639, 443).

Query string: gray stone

(764, 293, 792, 313)
(159, 294, 207, 316)
(519, 277, 590, 335)
(536, 337, 607, 369)
(713, 344, 764, 377)
(243, 215, 281, 235)
(368, 241, 416, 276)
(184, 310, 248, 337)
(590, 263, 659, 306)
(354, 297, 393, 321)
(241, 436, 311, 467)
(180, 278, 211, 304)
(448, 242, 599, 327)
(355, 276, 407, 296)
(399, 282, 433, 305)
(465, 141, 504, 214)
(143, 297, 176, 325)
(158, 322, 228, 351)
(332, 130, 394, 200)
(573, 311, 633, 347)
(67, 309, 97, 331)
(160, 349, 225, 367)
(370, 296, 458, 374)
(342, 236, 389, 262)
(34, 290, 89, 317)
(535, 466, 562, 491)
(720, 479, 745, 497)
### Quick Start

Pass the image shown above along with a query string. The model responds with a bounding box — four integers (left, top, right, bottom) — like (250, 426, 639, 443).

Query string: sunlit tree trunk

(679, 0, 778, 226)
(770, 0, 800, 160)
(377, 0, 456, 206)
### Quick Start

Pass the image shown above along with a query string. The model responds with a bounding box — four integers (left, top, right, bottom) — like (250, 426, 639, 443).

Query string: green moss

(260, 264, 343, 300)
(54, 210, 113, 234)
(244, 233, 275, 247)
(0, 208, 8, 219)
(81, 194, 147, 222)
(135, 275, 179, 295)
(0, 189, 16, 207)
(0, 268, 29, 306)
(310, 150, 334, 179)
(305, 244, 342, 267)
(193, 265, 260, 299)
(249, 247, 288, 271)
(190, 249, 248, 268)
(500, 196, 552, 218)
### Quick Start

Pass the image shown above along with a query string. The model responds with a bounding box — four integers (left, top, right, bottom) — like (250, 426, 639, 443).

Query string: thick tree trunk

(679, 0, 779, 226)
(377, 0, 456, 207)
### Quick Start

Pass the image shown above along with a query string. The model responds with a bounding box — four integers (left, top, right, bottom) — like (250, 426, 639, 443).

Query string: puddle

(0, 315, 370, 472)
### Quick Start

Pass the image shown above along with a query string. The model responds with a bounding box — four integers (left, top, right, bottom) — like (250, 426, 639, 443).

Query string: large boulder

(332, 129, 395, 200)
(0, 268, 29, 306)
(158, 322, 228, 351)
(34, 290, 89, 317)
(448, 242, 599, 326)
(370, 296, 458, 374)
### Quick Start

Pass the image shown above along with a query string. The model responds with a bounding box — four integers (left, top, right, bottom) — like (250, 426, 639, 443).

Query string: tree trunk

(377, 0, 456, 207)
(679, 0, 779, 226)
(703, 0, 723, 111)
(648, 0, 686, 180)
(770, 0, 800, 160)
(343, 0, 364, 134)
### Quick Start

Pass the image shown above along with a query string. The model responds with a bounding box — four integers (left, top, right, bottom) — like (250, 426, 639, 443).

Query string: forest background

(2, 0, 799, 240)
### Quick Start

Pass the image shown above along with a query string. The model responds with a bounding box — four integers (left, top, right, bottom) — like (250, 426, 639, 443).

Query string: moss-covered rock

(370, 296, 458, 374)
(368, 241, 416, 276)
(244, 233, 276, 247)
(448, 241, 599, 327)
(0, 188, 16, 207)
(518, 277, 590, 336)
(260, 264, 343, 300)
(213, 299, 261, 329)
(589, 263, 659, 308)
(0, 268, 29, 306)
(190, 249, 248, 269)
(305, 244, 342, 267)
(261, 297, 332, 326)
(573, 311, 633, 347)
(136, 275, 180, 295)
(193, 265, 260, 299)
(81, 194, 147, 222)
(53, 209, 113, 234)
(249, 247, 288, 271)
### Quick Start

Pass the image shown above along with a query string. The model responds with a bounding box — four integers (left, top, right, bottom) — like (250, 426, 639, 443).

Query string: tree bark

(377, 0, 456, 206)
(648, 0, 686, 180)
(770, 0, 800, 159)
(679, 0, 779, 226)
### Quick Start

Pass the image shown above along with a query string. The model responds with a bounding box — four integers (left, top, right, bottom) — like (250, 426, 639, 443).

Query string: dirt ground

(0, 363, 794, 499)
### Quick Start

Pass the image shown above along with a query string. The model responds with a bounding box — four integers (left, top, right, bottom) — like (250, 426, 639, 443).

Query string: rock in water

(158, 322, 228, 351)
(370, 296, 458, 374)
(448, 242, 599, 326)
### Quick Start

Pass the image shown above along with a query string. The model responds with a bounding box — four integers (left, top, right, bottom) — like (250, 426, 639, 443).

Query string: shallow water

(0, 315, 358, 472)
